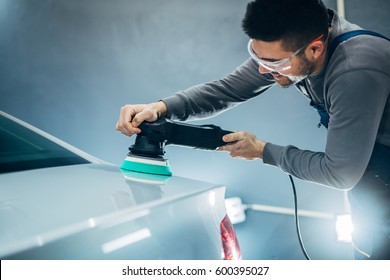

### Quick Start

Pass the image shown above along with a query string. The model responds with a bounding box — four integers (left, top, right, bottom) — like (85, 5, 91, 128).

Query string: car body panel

(0, 163, 227, 259)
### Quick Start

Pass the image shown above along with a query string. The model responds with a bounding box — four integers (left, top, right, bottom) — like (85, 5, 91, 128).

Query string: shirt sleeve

(162, 59, 274, 121)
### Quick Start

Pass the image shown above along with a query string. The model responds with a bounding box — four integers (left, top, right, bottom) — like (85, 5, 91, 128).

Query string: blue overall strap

(310, 101, 329, 128)
(312, 30, 390, 129)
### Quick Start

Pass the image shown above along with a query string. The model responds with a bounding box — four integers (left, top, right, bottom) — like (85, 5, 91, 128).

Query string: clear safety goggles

(247, 34, 324, 73)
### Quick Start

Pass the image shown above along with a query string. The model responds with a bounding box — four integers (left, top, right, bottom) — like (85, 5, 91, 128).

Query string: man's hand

(218, 131, 266, 160)
(115, 101, 167, 136)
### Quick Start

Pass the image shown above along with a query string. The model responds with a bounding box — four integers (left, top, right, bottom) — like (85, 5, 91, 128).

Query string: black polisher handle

(138, 118, 233, 150)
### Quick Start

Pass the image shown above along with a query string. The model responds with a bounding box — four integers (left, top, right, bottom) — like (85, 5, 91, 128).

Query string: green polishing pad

(120, 155, 172, 176)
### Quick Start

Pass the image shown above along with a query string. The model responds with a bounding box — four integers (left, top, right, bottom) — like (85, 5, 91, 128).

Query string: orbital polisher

(120, 118, 233, 176)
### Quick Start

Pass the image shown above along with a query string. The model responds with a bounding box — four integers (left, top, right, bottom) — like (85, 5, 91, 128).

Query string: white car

(0, 111, 240, 260)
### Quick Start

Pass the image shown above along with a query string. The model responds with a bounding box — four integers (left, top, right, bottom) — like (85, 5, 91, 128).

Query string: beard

(274, 55, 315, 88)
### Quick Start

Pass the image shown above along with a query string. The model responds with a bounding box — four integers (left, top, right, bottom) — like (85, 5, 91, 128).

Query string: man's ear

(307, 40, 326, 59)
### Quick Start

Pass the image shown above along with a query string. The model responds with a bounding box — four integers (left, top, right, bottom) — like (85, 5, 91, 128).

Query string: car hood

(0, 163, 224, 256)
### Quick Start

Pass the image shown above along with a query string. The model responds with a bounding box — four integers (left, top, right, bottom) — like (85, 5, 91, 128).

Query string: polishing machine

(120, 118, 233, 176)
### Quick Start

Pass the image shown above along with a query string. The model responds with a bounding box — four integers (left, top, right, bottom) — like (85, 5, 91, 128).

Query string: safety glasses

(247, 34, 324, 73)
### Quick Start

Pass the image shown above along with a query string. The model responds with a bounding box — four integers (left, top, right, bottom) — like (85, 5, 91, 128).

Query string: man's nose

(258, 64, 273, 74)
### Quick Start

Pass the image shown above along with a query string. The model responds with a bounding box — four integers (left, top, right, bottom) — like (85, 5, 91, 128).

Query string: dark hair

(242, 0, 329, 51)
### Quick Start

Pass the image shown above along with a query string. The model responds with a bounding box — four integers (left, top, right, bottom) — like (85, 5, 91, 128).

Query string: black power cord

(288, 175, 311, 260)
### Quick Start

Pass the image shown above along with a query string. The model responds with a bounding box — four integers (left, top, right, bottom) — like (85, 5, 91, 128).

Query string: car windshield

(0, 114, 89, 173)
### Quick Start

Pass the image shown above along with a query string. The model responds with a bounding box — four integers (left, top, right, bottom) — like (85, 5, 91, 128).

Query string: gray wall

(1, 0, 389, 259)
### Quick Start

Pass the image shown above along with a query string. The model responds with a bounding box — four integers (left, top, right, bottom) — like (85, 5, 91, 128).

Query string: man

(116, 0, 390, 259)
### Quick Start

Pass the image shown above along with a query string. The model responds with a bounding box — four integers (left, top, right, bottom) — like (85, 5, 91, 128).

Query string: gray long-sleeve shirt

(162, 10, 390, 190)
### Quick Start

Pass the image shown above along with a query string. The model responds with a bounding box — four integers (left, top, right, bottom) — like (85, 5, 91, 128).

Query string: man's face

(249, 39, 316, 87)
